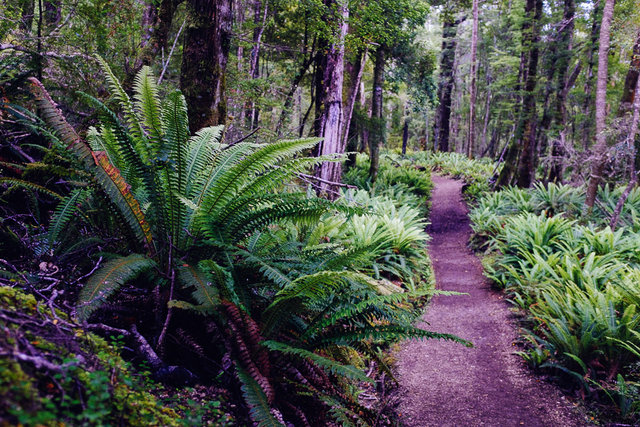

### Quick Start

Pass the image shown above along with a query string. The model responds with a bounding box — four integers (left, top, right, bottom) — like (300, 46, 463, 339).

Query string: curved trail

(395, 175, 588, 427)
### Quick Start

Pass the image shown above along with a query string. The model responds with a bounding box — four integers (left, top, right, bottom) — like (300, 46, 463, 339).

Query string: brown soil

(395, 175, 591, 427)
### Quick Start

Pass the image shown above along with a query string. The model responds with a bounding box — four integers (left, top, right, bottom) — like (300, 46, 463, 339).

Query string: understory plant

(470, 178, 640, 421)
(7, 61, 467, 425)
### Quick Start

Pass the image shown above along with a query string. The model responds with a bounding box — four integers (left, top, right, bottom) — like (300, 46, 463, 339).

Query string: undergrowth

(470, 177, 640, 423)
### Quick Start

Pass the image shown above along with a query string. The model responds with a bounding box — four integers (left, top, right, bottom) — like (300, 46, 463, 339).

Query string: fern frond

(93, 152, 154, 249)
(262, 271, 375, 336)
(47, 189, 89, 248)
(262, 340, 371, 383)
(200, 138, 321, 217)
(134, 66, 164, 152)
(0, 177, 64, 200)
(95, 56, 147, 157)
(184, 126, 224, 195)
(315, 325, 472, 348)
(29, 78, 155, 251)
(214, 197, 341, 243)
(77, 254, 156, 321)
(162, 91, 190, 242)
(236, 367, 283, 427)
(177, 263, 221, 313)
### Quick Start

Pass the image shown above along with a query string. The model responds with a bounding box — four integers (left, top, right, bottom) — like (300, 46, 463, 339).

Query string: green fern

(77, 254, 156, 321)
(262, 340, 372, 383)
(236, 367, 283, 427)
(47, 188, 89, 249)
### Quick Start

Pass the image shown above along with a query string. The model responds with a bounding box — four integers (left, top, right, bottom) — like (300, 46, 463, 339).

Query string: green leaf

(77, 254, 156, 321)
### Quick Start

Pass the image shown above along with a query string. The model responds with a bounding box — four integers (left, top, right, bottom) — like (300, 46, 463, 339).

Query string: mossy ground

(0, 286, 233, 426)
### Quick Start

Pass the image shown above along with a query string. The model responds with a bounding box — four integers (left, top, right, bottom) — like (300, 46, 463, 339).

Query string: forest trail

(395, 175, 589, 427)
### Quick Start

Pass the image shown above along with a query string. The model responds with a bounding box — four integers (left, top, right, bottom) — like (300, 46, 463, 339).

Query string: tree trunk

(314, 0, 348, 197)
(140, 0, 181, 66)
(276, 54, 315, 134)
(581, 2, 603, 150)
(246, 0, 269, 129)
(340, 48, 368, 156)
(584, 0, 615, 211)
(368, 46, 386, 182)
(547, 0, 576, 183)
(433, 17, 463, 152)
(402, 118, 409, 156)
(496, 0, 540, 188)
(43, 0, 61, 26)
(620, 31, 640, 115)
(610, 76, 640, 230)
(20, 0, 35, 32)
(467, 0, 479, 158)
(180, 0, 233, 132)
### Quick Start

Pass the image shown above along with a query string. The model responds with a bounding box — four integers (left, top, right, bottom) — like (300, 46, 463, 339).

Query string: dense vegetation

(2, 0, 640, 424)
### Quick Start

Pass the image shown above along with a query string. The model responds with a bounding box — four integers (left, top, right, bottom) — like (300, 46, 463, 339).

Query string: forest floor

(394, 175, 591, 427)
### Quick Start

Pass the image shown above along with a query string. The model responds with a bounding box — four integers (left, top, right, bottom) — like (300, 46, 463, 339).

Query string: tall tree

(314, 0, 348, 196)
(180, 0, 233, 131)
(433, 15, 464, 152)
(495, 0, 543, 187)
(368, 45, 386, 181)
(584, 0, 616, 210)
(467, 0, 479, 158)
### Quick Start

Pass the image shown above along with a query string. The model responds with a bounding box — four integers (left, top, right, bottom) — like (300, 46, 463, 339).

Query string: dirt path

(395, 175, 589, 427)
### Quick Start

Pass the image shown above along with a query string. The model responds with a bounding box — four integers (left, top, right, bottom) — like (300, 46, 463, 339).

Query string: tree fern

(77, 254, 156, 321)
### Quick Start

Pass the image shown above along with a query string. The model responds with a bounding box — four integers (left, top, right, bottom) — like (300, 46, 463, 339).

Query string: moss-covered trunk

(180, 0, 233, 132)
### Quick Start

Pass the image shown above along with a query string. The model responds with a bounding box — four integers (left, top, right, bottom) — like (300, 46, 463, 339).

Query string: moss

(0, 285, 181, 426)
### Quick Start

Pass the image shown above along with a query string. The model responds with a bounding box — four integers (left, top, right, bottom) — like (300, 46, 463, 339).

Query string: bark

(43, 0, 60, 26)
(276, 52, 315, 134)
(340, 48, 368, 155)
(619, 31, 640, 115)
(138, 0, 181, 65)
(180, 0, 233, 132)
(481, 86, 492, 155)
(402, 118, 409, 156)
(20, 0, 35, 32)
(610, 77, 640, 230)
(314, 0, 348, 197)
(246, 0, 269, 129)
(368, 46, 386, 182)
(467, 0, 479, 158)
(581, 2, 603, 150)
(433, 17, 463, 152)
(496, 0, 541, 188)
(584, 0, 615, 211)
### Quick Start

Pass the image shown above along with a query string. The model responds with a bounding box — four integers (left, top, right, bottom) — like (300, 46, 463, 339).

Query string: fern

(315, 325, 472, 348)
(29, 78, 155, 251)
(200, 138, 321, 218)
(176, 263, 221, 313)
(95, 56, 147, 156)
(77, 254, 156, 321)
(262, 340, 372, 383)
(47, 189, 89, 248)
(0, 177, 64, 200)
(134, 66, 164, 152)
(236, 367, 283, 427)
